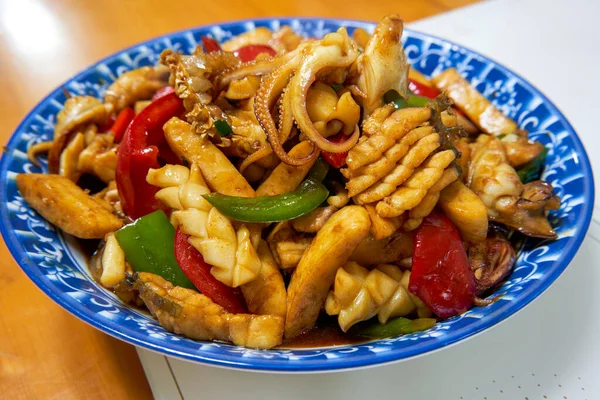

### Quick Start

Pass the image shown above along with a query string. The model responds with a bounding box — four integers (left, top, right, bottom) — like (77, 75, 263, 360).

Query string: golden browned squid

(285, 206, 370, 338)
(16, 174, 123, 239)
(104, 65, 169, 112)
(469, 134, 559, 238)
(325, 263, 430, 331)
(253, 28, 361, 166)
(48, 96, 112, 174)
(500, 133, 545, 168)
(266, 222, 313, 271)
(77, 132, 118, 183)
(438, 181, 488, 243)
(353, 14, 409, 116)
(161, 48, 239, 145)
(135, 272, 284, 349)
(432, 68, 518, 136)
(147, 163, 261, 287)
(349, 231, 413, 265)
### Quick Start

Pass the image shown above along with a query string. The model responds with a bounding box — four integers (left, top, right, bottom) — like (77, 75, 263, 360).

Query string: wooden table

(0, 0, 477, 398)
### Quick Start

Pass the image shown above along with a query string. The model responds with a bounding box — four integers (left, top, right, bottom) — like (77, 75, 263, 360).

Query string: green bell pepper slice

(203, 178, 329, 223)
(352, 317, 437, 338)
(384, 90, 431, 109)
(517, 145, 548, 183)
(114, 210, 194, 289)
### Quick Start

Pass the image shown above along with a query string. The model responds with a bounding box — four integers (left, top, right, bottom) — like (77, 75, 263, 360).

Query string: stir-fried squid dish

(18, 15, 560, 348)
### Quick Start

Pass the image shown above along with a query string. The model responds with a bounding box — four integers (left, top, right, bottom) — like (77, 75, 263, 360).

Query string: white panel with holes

(138, 0, 600, 399)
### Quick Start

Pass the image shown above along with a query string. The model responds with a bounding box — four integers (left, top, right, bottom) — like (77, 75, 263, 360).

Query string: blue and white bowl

(0, 18, 594, 372)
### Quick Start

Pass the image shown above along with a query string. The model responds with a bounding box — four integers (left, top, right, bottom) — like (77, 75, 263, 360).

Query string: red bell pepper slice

(321, 132, 349, 169)
(174, 228, 247, 314)
(108, 108, 135, 143)
(409, 210, 476, 318)
(201, 36, 222, 53)
(409, 78, 441, 99)
(151, 86, 175, 102)
(234, 45, 276, 62)
(116, 92, 185, 220)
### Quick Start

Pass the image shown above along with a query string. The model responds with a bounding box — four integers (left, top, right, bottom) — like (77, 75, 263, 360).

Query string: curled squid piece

(135, 272, 284, 349)
(49, 96, 112, 174)
(77, 132, 118, 183)
(438, 181, 488, 243)
(104, 65, 169, 112)
(285, 206, 371, 339)
(147, 163, 261, 287)
(325, 262, 430, 332)
(376, 149, 457, 218)
(469, 134, 560, 238)
(288, 28, 361, 154)
(306, 82, 360, 137)
(353, 14, 409, 116)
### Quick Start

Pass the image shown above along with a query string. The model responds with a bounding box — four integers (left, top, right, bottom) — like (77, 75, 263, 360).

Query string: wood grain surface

(0, 0, 478, 398)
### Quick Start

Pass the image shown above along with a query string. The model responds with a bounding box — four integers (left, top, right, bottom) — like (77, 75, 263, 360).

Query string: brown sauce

(279, 316, 367, 349)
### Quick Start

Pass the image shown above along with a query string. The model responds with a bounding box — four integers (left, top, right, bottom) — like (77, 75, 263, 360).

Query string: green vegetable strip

(517, 146, 548, 183)
(203, 178, 329, 223)
(214, 119, 233, 137)
(307, 157, 329, 182)
(352, 317, 437, 338)
(114, 210, 194, 289)
(383, 91, 430, 109)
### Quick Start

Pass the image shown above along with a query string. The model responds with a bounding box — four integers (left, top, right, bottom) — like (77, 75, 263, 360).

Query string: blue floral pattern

(0, 18, 594, 372)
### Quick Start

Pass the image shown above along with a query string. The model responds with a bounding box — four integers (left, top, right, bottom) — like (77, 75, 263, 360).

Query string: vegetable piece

(409, 78, 440, 100)
(151, 86, 175, 102)
(383, 90, 430, 109)
(517, 145, 548, 183)
(116, 92, 185, 219)
(214, 119, 233, 137)
(174, 228, 247, 313)
(115, 210, 194, 289)
(409, 210, 476, 318)
(203, 178, 329, 223)
(321, 133, 350, 168)
(234, 45, 277, 62)
(201, 36, 222, 53)
(438, 181, 488, 243)
(16, 173, 123, 239)
(108, 107, 135, 143)
(352, 317, 436, 338)
(285, 206, 371, 339)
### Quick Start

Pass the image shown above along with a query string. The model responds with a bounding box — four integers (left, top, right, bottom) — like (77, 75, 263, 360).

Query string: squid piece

(266, 221, 312, 271)
(500, 133, 545, 168)
(49, 96, 112, 173)
(270, 26, 306, 52)
(349, 231, 413, 265)
(241, 241, 287, 317)
(363, 203, 404, 240)
(469, 134, 559, 238)
(135, 272, 284, 349)
(16, 173, 123, 239)
(345, 107, 431, 171)
(77, 133, 118, 183)
(163, 117, 256, 198)
(255, 141, 319, 196)
(59, 132, 86, 181)
(354, 14, 409, 116)
(285, 206, 371, 338)
(104, 66, 169, 112)
(147, 163, 261, 287)
(432, 68, 518, 136)
(306, 82, 360, 137)
(438, 181, 488, 243)
(325, 263, 429, 331)
(221, 27, 274, 51)
(376, 149, 456, 218)
(403, 167, 460, 231)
